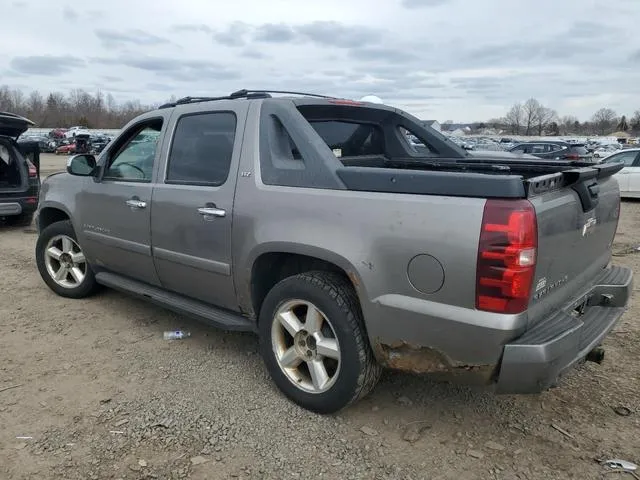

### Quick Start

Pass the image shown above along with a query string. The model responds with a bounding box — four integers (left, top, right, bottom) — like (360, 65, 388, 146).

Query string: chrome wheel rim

(44, 235, 87, 288)
(271, 299, 341, 394)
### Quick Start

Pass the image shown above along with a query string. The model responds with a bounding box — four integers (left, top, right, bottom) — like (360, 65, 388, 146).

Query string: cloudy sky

(2, 0, 639, 122)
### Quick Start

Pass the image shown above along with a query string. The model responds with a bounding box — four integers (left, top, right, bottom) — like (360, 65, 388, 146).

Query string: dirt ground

(1, 154, 639, 479)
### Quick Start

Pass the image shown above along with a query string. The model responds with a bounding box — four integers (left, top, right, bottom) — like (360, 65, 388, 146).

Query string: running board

(95, 272, 257, 333)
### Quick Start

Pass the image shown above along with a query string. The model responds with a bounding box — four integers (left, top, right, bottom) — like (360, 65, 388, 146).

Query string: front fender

(36, 173, 82, 234)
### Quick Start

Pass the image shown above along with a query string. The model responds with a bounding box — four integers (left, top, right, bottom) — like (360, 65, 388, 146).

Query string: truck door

(150, 104, 247, 311)
(76, 116, 167, 286)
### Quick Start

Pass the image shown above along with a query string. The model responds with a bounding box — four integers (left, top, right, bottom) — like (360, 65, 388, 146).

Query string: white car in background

(64, 126, 90, 139)
(602, 148, 640, 198)
(593, 144, 620, 159)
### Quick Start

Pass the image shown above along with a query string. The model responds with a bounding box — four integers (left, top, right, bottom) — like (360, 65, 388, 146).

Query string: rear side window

(166, 112, 236, 186)
(399, 127, 437, 155)
(309, 121, 385, 157)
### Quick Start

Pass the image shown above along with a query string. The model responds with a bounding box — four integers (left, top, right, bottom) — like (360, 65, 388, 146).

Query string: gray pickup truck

(34, 90, 633, 414)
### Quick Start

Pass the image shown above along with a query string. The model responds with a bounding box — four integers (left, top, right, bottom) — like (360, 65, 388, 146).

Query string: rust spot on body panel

(347, 271, 360, 288)
(375, 341, 497, 384)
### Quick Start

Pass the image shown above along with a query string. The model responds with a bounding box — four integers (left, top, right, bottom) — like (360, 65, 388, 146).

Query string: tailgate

(526, 163, 622, 326)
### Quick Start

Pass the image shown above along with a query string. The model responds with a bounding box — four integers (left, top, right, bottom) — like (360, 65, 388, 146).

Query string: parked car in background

(89, 134, 110, 154)
(33, 90, 632, 413)
(65, 126, 90, 139)
(593, 144, 620, 159)
(601, 148, 640, 198)
(55, 140, 76, 155)
(18, 134, 53, 153)
(509, 141, 593, 161)
(48, 128, 67, 139)
(1, 112, 40, 226)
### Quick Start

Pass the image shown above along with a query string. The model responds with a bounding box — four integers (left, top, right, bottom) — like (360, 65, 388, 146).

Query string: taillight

(476, 199, 538, 314)
(328, 99, 364, 105)
(27, 160, 37, 177)
(564, 153, 580, 160)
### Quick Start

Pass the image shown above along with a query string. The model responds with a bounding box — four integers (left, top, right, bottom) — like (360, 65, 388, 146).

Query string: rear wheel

(36, 220, 99, 298)
(259, 271, 381, 414)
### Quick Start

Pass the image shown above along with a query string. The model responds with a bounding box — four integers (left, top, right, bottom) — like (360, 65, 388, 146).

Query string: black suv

(508, 141, 593, 161)
(0, 112, 41, 227)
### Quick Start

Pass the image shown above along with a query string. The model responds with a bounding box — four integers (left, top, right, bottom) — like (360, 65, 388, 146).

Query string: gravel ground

(0, 154, 639, 479)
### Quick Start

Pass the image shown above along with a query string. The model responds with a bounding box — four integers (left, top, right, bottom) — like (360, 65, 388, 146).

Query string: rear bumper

(0, 202, 22, 215)
(0, 197, 38, 217)
(496, 265, 633, 394)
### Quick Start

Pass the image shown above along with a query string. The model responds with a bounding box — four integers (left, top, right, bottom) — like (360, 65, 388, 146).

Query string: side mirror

(67, 154, 97, 176)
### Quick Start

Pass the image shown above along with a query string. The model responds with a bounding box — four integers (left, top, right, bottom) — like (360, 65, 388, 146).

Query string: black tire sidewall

(36, 220, 97, 298)
(259, 273, 368, 414)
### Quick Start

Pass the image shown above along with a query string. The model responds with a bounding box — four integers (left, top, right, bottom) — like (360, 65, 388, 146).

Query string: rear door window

(530, 144, 547, 154)
(166, 112, 237, 186)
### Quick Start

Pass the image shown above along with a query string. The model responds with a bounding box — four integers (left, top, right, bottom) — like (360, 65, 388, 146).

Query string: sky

(1, 0, 639, 122)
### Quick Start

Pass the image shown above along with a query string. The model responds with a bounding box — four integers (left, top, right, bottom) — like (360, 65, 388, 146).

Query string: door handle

(198, 207, 226, 218)
(126, 199, 147, 209)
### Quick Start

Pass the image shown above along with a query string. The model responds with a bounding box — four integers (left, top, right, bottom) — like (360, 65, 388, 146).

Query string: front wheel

(35, 220, 99, 298)
(259, 271, 381, 414)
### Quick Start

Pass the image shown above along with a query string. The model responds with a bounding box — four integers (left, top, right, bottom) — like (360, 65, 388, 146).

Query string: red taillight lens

(476, 199, 538, 314)
(27, 160, 37, 177)
(328, 99, 364, 105)
(564, 153, 580, 160)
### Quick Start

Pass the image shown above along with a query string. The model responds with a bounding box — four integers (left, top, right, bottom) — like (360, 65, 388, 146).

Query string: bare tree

(617, 115, 629, 132)
(1, 84, 156, 129)
(631, 110, 640, 134)
(535, 106, 557, 136)
(522, 98, 541, 135)
(504, 103, 523, 135)
(560, 115, 579, 135)
(591, 108, 617, 135)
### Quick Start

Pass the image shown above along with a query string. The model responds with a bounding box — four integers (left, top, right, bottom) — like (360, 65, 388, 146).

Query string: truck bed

(337, 154, 625, 199)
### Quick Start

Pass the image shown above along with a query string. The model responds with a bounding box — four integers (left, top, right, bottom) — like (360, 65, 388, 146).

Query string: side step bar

(95, 272, 257, 333)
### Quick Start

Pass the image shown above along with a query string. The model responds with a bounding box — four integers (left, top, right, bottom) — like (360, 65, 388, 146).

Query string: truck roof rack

(159, 89, 334, 109)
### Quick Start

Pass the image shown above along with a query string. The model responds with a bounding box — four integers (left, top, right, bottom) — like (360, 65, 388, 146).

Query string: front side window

(166, 112, 237, 186)
(104, 121, 162, 182)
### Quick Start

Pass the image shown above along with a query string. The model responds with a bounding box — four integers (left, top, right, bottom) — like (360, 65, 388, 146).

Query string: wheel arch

(245, 244, 367, 323)
(37, 204, 72, 232)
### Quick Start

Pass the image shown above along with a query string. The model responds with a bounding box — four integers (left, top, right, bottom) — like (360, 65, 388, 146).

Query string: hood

(0, 111, 35, 138)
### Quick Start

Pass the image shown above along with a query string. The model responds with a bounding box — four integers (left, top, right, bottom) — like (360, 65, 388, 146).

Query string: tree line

(487, 98, 640, 137)
(2, 85, 640, 136)
(0, 85, 161, 130)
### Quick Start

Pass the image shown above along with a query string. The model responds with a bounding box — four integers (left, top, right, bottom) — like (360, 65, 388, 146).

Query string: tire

(35, 220, 99, 298)
(4, 212, 33, 227)
(259, 271, 382, 414)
